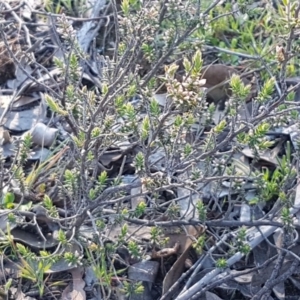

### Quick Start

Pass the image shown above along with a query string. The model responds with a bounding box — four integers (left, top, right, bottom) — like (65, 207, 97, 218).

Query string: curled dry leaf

(0, 127, 11, 145)
(162, 225, 205, 298)
(61, 267, 86, 300)
(152, 242, 180, 258)
(28, 122, 58, 147)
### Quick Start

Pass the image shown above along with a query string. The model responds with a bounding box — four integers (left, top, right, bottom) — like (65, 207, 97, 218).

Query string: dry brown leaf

(2, 100, 47, 132)
(7, 227, 59, 249)
(13, 94, 40, 108)
(70, 267, 86, 300)
(61, 267, 86, 300)
(99, 152, 123, 166)
(61, 283, 72, 300)
(0, 94, 41, 110)
(19, 68, 63, 94)
(152, 242, 180, 258)
(0, 127, 11, 145)
(162, 225, 205, 297)
(242, 148, 279, 166)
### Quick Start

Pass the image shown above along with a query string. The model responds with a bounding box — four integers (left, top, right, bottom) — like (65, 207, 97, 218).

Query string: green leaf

(165, 63, 179, 78)
(43, 263, 52, 273)
(98, 171, 108, 186)
(183, 57, 192, 73)
(134, 152, 144, 171)
(91, 127, 101, 138)
(121, 0, 130, 15)
(141, 116, 150, 140)
(102, 83, 109, 95)
(3, 192, 15, 206)
(89, 188, 96, 200)
(150, 99, 160, 117)
(4, 278, 12, 291)
(214, 120, 227, 134)
(43, 195, 53, 208)
(45, 94, 68, 116)
(121, 224, 128, 236)
(6, 203, 14, 209)
(192, 49, 203, 73)
(16, 243, 29, 256)
(249, 197, 259, 205)
(174, 115, 183, 127)
(53, 57, 64, 69)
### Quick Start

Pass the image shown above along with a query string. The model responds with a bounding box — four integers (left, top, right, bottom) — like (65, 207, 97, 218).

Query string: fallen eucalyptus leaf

(4, 103, 47, 132)
(61, 267, 86, 300)
(13, 94, 40, 109)
(128, 261, 159, 284)
(7, 227, 58, 249)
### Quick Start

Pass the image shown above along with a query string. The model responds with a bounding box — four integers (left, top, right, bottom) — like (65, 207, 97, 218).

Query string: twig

(187, 254, 278, 300)
(203, 45, 276, 61)
(1, 2, 33, 58)
(251, 258, 299, 300)
(278, 0, 300, 94)
(124, 218, 283, 228)
(31, 9, 113, 22)
(76, 0, 108, 52)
